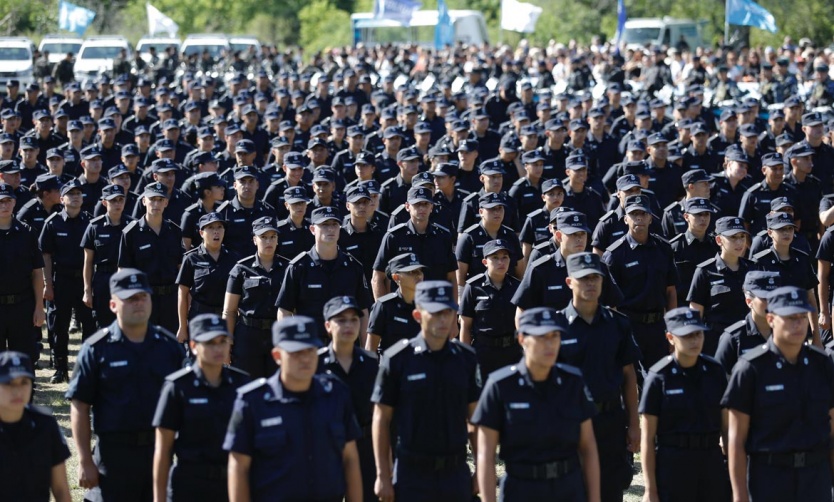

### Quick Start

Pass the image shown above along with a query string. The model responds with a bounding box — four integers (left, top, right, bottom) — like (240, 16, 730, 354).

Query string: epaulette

(752, 249, 770, 261)
(606, 237, 625, 252)
(389, 222, 408, 232)
(669, 233, 685, 244)
(236, 254, 257, 265)
(792, 247, 810, 257)
(44, 211, 60, 224)
(754, 228, 767, 239)
(89, 214, 107, 224)
(225, 365, 251, 378)
(600, 209, 617, 221)
(466, 272, 486, 285)
(487, 364, 519, 383)
(663, 200, 681, 212)
(695, 256, 717, 268)
(530, 253, 553, 269)
(154, 326, 179, 343)
(555, 362, 583, 377)
(215, 199, 232, 211)
(86, 327, 111, 345)
(698, 354, 722, 367)
(526, 208, 545, 219)
(431, 222, 451, 234)
(463, 223, 480, 234)
(533, 240, 554, 251)
(317, 346, 329, 357)
(378, 292, 398, 303)
(382, 338, 411, 359)
(236, 377, 268, 395)
(723, 319, 746, 335)
(649, 355, 676, 373)
(123, 219, 139, 232)
(740, 344, 769, 361)
(807, 344, 828, 357)
(358, 348, 379, 360)
(511, 177, 527, 187)
(449, 338, 476, 354)
(744, 183, 761, 194)
(183, 247, 200, 256)
(380, 177, 397, 188)
(26, 404, 54, 417)
(184, 201, 202, 211)
(290, 251, 310, 264)
(165, 366, 194, 381)
(463, 191, 479, 203)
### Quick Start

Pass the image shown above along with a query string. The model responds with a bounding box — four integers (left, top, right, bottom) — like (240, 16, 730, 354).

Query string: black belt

(96, 265, 117, 274)
(506, 457, 579, 480)
(753, 450, 830, 468)
(0, 294, 28, 305)
(624, 310, 665, 324)
(595, 399, 621, 413)
(240, 316, 273, 330)
(98, 430, 155, 447)
(175, 463, 228, 479)
(657, 432, 720, 450)
(190, 299, 223, 314)
(475, 334, 516, 348)
(55, 269, 83, 278)
(152, 284, 177, 295)
(398, 451, 467, 471)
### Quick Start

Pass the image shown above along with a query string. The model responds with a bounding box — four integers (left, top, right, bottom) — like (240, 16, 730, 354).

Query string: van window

(138, 42, 178, 54)
(622, 27, 661, 45)
(79, 46, 124, 60)
(40, 43, 82, 56)
(183, 44, 226, 58)
(0, 47, 31, 61)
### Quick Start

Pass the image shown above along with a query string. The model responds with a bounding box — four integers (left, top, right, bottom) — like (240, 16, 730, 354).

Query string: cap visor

(192, 330, 231, 342)
(770, 305, 813, 316)
(277, 339, 323, 352)
(0, 369, 35, 382)
(418, 301, 458, 313)
(394, 264, 426, 273)
(768, 223, 796, 230)
(520, 325, 565, 336)
(669, 324, 709, 336)
(559, 226, 591, 234)
(113, 287, 152, 300)
(686, 208, 714, 214)
(719, 229, 749, 236)
(253, 226, 279, 235)
(326, 306, 364, 320)
(284, 197, 309, 204)
(569, 267, 603, 278)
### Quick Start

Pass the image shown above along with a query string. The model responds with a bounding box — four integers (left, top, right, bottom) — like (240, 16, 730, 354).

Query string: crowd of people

(4, 35, 834, 501)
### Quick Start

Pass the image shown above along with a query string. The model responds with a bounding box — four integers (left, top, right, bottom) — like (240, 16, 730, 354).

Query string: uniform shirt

(226, 254, 290, 321)
(458, 189, 521, 233)
(176, 245, 240, 310)
(93, 192, 139, 219)
(0, 218, 43, 295)
(153, 365, 250, 465)
(687, 254, 751, 331)
(749, 229, 811, 257)
(372, 151, 399, 184)
(714, 314, 769, 376)
(77, 175, 108, 214)
(683, 147, 721, 174)
(118, 217, 184, 286)
(179, 201, 220, 249)
(647, 162, 685, 209)
(0, 405, 71, 502)
(66, 322, 185, 433)
(783, 171, 823, 238)
(639, 354, 727, 436)
(455, 223, 522, 281)
(39, 209, 92, 271)
(738, 181, 799, 234)
(263, 179, 313, 220)
(670, 231, 720, 308)
(80, 214, 132, 274)
(379, 174, 412, 215)
(519, 206, 552, 248)
(275, 217, 314, 261)
(752, 247, 818, 292)
(317, 346, 380, 428)
(372, 335, 480, 456)
(471, 362, 596, 464)
(816, 226, 834, 305)
(528, 238, 559, 264)
(710, 173, 752, 219)
(559, 303, 642, 402)
(367, 292, 420, 354)
(223, 372, 361, 501)
(276, 249, 373, 333)
(340, 220, 385, 284)
(433, 189, 468, 234)
(603, 233, 678, 314)
(216, 197, 276, 257)
(373, 220, 457, 283)
(132, 188, 192, 228)
(508, 177, 542, 221)
(721, 339, 834, 453)
(460, 273, 520, 341)
(561, 183, 605, 228)
(16, 199, 60, 235)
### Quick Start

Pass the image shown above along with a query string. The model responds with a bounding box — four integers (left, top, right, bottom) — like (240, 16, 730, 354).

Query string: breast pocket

(99, 360, 132, 389)
(242, 277, 269, 304)
(709, 284, 732, 309)
(474, 299, 494, 332)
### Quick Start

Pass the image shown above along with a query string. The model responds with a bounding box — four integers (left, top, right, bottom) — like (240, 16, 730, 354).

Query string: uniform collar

(744, 313, 768, 340)
(625, 232, 652, 249)
(412, 333, 450, 355)
(765, 337, 813, 367)
(563, 301, 607, 325)
(190, 364, 238, 387)
(683, 230, 707, 245)
(515, 358, 561, 387)
(308, 247, 346, 265)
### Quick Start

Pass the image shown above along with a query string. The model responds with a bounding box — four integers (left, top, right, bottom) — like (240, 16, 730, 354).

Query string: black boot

(50, 357, 69, 384)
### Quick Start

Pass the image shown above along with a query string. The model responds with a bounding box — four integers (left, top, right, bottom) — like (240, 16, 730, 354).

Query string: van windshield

(622, 27, 661, 45)
(183, 44, 226, 57)
(0, 47, 31, 61)
(40, 43, 82, 56)
(79, 46, 124, 60)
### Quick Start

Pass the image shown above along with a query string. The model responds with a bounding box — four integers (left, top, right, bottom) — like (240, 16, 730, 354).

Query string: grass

(36, 328, 645, 501)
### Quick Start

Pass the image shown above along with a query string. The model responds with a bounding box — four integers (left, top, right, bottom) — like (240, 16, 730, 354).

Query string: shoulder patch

(165, 366, 194, 381)
(215, 200, 232, 212)
(606, 237, 625, 252)
(740, 344, 769, 361)
(649, 355, 676, 373)
(237, 377, 268, 395)
(555, 362, 583, 377)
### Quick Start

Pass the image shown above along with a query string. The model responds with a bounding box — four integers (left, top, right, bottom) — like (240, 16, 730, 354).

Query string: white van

(0, 37, 35, 90)
(621, 17, 707, 51)
(228, 35, 262, 58)
(74, 36, 133, 81)
(39, 34, 83, 65)
(181, 34, 230, 59)
(351, 10, 489, 47)
(136, 35, 181, 63)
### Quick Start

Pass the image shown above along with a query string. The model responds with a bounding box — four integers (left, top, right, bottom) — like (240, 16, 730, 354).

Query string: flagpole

(499, 0, 504, 46)
(724, 0, 730, 44)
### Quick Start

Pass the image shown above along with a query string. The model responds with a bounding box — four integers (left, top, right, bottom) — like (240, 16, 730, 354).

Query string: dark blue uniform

(153, 365, 250, 502)
(176, 244, 239, 319)
(519, 206, 554, 249)
(367, 292, 421, 355)
(752, 247, 818, 292)
(179, 201, 219, 249)
(709, 173, 751, 219)
(640, 354, 731, 502)
(373, 221, 457, 283)
(275, 216, 315, 261)
(714, 314, 770, 376)
(0, 218, 42, 359)
(509, 177, 543, 221)
(372, 336, 480, 502)
(226, 254, 289, 378)
(455, 223, 522, 281)
(721, 340, 834, 501)
(738, 181, 799, 234)
(471, 362, 597, 501)
(66, 322, 185, 502)
(223, 372, 361, 501)
(340, 220, 386, 284)
(670, 231, 720, 308)
(16, 198, 59, 235)
(458, 190, 521, 232)
(216, 198, 276, 257)
(80, 213, 133, 328)
(118, 217, 184, 333)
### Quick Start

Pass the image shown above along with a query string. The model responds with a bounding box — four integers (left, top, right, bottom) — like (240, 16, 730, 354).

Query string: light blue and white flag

(58, 1, 96, 37)
(726, 0, 777, 33)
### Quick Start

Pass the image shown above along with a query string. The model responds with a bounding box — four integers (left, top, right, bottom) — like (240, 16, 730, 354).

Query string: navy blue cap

(396, 147, 421, 162)
(283, 152, 306, 168)
(360, 179, 381, 194)
(684, 197, 715, 214)
(225, 124, 242, 136)
(0, 133, 13, 143)
(60, 179, 84, 197)
(664, 307, 709, 336)
(323, 295, 364, 320)
(715, 216, 748, 235)
(142, 181, 168, 199)
(45, 147, 63, 160)
(152, 159, 178, 173)
(252, 216, 279, 235)
(311, 206, 341, 224)
(542, 178, 565, 194)
(283, 186, 310, 204)
(198, 211, 226, 229)
(556, 211, 591, 234)
(522, 150, 545, 164)
(155, 139, 175, 151)
(627, 140, 646, 152)
(483, 239, 512, 257)
(346, 185, 372, 203)
(355, 152, 375, 166)
(766, 212, 796, 229)
(646, 133, 668, 146)
(0, 351, 35, 383)
(133, 125, 150, 135)
(767, 286, 813, 315)
(235, 139, 256, 154)
(98, 118, 116, 130)
(415, 280, 457, 313)
(310, 125, 329, 137)
(32, 109, 51, 121)
(770, 109, 785, 119)
(784, 144, 813, 160)
(388, 252, 425, 273)
(0, 160, 20, 174)
(566, 252, 604, 278)
(479, 192, 506, 209)
(690, 122, 709, 136)
(270, 136, 290, 148)
(189, 313, 230, 342)
(346, 125, 365, 137)
(312, 168, 336, 183)
(458, 139, 479, 152)
(738, 124, 759, 137)
(565, 154, 588, 170)
(568, 119, 588, 131)
(407, 186, 434, 204)
(500, 135, 521, 151)
(725, 148, 750, 164)
(743, 271, 781, 297)
(107, 164, 130, 179)
(518, 307, 566, 335)
(383, 126, 403, 139)
(109, 268, 152, 299)
(67, 120, 83, 132)
(428, 144, 452, 158)
(33, 174, 60, 192)
(803, 112, 824, 126)
(616, 174, 642, 191)
(197, 127, 213, 139)
(272, 316, 322, 352)
(783, 95, 802, 107)
(0, 183, 15, 199)
(411, 171, 433, 187)
(101, 184, 126, 200)
(682, 169, 713, 186)
(770, 197, 794, 211)
(233, 165, 259, 180)
(624, 194, 652, 214)
(19, 137, 38, 150)
(121, 144, 139, 157)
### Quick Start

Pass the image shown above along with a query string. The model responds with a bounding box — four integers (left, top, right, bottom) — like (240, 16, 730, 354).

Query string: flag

(726, 0, 777, 33)
(373, 0, 422, 25)
(147, 3, 179, 37)
(615, 0, 627, 52)
(500, 0, 543, 33)
(58, 1, 95, 37)
(434, 0, 454, 49)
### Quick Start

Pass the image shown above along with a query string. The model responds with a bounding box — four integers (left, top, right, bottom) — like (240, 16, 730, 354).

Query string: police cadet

(639, 308, 730, 502)
(460, 239, 522, 381)
(371, 280, 480, 502)
(340, 185, 385, 284)
(509, 149, 546, 221)
(66, 269, 185, 502)
(714, 271, 781, 376)
(738, 152, 798, 234)
(224, 316, 363, 502)
(472, 307, 601, 502)
(176, 212, 239, 344)
(223, 217, 290, 379)
(366, 253, 424, 355)
(722, 286, 834, 501)
(751, 211, 821, 346)
(558, 252, 642, 502)
(180, 172, 226, 250)
(661, 169, 713, 239)
(748, 197, 812, 257)
(458, 160, 521, 232)
(686, 216, 752, 356)
(16, 173, 61, 234)
(562, 152, 605, 227)
(40, 178, 95, 383)
(709, 147, 751, 220)
(592, 176, 663, 255)
(456, 192, 524, 284)
(519, 178, 565, 262)
(318, 296, 380, 502)
(0, 351, 71, 502)
(275, 186, 315, 260)
(81, 184, 133, 329)
(669, 197, 719, 308)
(603, 194, 678, 369)
(118, 181, 185, 333)
(217, 165, 276, 258)
(152, 314, 250, 502)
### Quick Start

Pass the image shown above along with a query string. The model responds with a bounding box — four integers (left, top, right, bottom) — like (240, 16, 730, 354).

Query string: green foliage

(298, 0, 354, 53)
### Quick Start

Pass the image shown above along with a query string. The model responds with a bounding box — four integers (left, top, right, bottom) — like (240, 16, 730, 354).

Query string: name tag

(710, 279, 724, 285)
(476, 296, 489, 300)
(346, 245, 358, 250)
(561, 338, 578, 345)
(99, 234, 110, 238)
(509, 402, 531, 409)
(260, 416, 283, 427)
(665, 389, 684, 395)
(195, 262, 210, 266)
(547, 285, 563, 290)
(109, 361, 128, 367)
(536, 227, 548, 232)
(759, 199, 771, 204)
(765, 384, 784, 392)
(280, 241, 293, 246)
(309, 284, 322, 289)
(57, 232, 68, 237)
(407, 373, 427, 381)
(234, 218, 246, 223)
(34, 217, 44, 222)
(394, 316, 409, 323)
(189, 398, 208, 404)
(612, 231, 624, 236)
(139, 244, 151, 250)
(523, 193, 534, 197)
(625, 261, 639, 268)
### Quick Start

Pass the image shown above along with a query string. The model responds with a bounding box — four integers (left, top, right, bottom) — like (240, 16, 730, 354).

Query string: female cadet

(223, 216, 289, 378)
(175, 212, 239, 345)
(365, 253, 424, 354)
(152, 314, 249, 502)
(639, 307, 730, 502)
(0, 351, 71, 502)
(687, 216, 752, 356)
(472, 307, 601, 502)
(460, 239, 522, 382)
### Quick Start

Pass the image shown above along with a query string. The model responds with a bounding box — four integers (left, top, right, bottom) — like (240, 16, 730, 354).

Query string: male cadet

(508, 149, 546, 221)
(40, 179, 95, 383)
(217, 165, 275, 257)
(669, 197, 719, 307)
(77, 145, 109, 214)
(559, 252, 642, 502)
(661, 169, 713, 239)
(379, 145, 421, 214)
(224, 316, 363, 502)
(722, 286, 834, 502)
(519, 177, 565, 261)
(593, 175, 663, 255)
(456, 192, 524, 284)
(0, 182, 45, 358)
(131, 159, 193, 224)
(118, 181, 184, 333)
(431, 161, 468, 233)
(276, 206, 373, 339)
(372, 186, 457, 298)
(738, 152, 798, 234)
(562, 152, 605, 227)
(458, 159, 522, 232)
(799, 110, 834, 195)
(371, 280, 480, 502)
(782, 143, 822, 247)
(340, 185, 385, 284)
(710, 147, 752, 219)
(67, 269, 185, 502)
(603, 195, 678, 369)
(714, 271, 781, 376)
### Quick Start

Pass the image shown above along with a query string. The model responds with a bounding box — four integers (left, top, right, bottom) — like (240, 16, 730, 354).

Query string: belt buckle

(545, 462, 559, 479)
(793, 452, 806, 468)
(433, 457, 446, 470)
